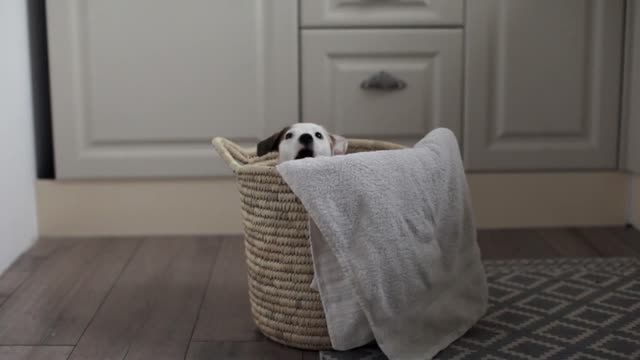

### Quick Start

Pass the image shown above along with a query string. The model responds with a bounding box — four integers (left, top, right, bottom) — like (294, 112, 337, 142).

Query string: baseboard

(631, 175, 640, 228)
(37, 179, 242, 236)
(37, 172, 629, 236)
(467, 172, 628, 229)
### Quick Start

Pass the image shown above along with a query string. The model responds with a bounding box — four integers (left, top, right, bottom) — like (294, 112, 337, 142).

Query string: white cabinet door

(302, 29, 463, 146)
(301, 0, 463, 27)
(464, 0, 624, 170)
(47, 0, 298, 179)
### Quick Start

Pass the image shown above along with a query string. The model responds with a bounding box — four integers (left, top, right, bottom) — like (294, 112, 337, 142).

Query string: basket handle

(212, 137, 254, 173)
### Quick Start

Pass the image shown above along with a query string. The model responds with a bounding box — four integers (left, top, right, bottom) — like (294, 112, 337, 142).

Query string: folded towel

(276, 128, 488, 360)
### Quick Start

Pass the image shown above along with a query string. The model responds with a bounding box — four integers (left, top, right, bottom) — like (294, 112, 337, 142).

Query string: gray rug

(320, 258, 640, 360)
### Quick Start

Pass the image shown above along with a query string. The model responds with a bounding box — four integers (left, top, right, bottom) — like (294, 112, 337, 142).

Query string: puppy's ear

(330, 134, 348, 155)
(257, 127, 289, 156)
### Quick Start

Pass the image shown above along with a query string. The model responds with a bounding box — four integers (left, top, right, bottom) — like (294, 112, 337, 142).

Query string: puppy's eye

(285, 133, 293, 140)
(315, 132, 324, 139)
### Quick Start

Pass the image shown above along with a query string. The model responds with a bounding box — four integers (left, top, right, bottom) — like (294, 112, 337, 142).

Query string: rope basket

(212, 137, 405, 350)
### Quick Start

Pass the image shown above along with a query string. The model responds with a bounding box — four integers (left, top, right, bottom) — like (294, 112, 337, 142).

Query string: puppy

(257, 123, 348, 163)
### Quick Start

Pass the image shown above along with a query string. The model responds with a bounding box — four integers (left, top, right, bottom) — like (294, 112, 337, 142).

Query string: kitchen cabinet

(464, 0, 625, 170)
(47, 0, 298, 178)
(46, 0, 628, 178)
(301, 29, 463, 145)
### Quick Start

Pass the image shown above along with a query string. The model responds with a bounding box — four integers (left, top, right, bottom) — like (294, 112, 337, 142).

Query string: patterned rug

(319, 258, 640, 360)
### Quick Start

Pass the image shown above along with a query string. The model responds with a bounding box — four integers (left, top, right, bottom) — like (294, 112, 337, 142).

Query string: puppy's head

(257, 123, 347, 163)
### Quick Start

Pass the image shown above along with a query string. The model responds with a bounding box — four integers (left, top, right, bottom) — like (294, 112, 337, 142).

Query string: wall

(0, 0, 39, 273)
(624, 0, 640, 173)
(622, 1, 640, 228)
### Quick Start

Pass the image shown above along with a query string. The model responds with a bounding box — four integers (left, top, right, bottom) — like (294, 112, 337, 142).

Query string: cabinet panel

(301, 0, 463, 27)
(464, 0, 624, 170)
(302, 29, 463, 145)
(47, 0, 298, 178)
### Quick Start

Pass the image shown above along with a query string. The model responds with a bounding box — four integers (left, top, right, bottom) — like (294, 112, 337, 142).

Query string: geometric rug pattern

(319, 258, 640, 360)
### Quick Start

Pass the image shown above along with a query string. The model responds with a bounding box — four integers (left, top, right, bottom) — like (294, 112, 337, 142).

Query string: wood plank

(0, 238, 140, 345)
(571, 227, 639, 256)
(0, 255, 40, 301)
(476, 230, 509, 259)
(0, 238, 76, 301)
(186, 341, 302, 360)
(27, 237, 77, 258)
(477, 229, 558, 259)
(69, 237, 222, 360)
(607, 226, 640, 256)
(535, 229, 600, 257)
(193, 238, 261, 341)
(0, 346, 73, 360)
(302, 351, 319, 360)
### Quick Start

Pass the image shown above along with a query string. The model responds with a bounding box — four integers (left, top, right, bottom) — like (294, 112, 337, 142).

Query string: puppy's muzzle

(299, 133, 313, 145)
(296, 133, 315, 159)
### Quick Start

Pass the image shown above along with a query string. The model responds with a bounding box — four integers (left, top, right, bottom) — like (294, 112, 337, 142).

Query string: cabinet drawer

(301, 0, 464, 27)
(302, 29, 463, 145)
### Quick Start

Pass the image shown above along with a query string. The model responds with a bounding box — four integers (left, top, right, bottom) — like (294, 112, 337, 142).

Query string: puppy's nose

(299, 133, 313, 145)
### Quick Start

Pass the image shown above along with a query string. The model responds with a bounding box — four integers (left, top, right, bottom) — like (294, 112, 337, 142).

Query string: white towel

(276, 128, 488, 360)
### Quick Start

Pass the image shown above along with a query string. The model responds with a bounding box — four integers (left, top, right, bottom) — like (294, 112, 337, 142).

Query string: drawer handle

(360, 71, 406, 91)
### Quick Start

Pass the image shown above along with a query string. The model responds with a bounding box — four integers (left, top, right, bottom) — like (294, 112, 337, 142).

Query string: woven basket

(212, 137, 405, 350)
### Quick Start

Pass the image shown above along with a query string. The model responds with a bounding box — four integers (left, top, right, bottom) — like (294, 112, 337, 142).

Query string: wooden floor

(0, 227, 639, 360)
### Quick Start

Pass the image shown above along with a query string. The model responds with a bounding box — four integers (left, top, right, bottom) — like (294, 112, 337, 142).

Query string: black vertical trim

(27, 0, 55, 179)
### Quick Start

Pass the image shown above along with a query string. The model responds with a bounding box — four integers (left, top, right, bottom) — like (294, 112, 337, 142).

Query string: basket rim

(213, 137, 405, 174)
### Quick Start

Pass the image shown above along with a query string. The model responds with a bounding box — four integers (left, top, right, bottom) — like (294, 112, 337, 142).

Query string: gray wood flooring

(0, 227, 638, 360)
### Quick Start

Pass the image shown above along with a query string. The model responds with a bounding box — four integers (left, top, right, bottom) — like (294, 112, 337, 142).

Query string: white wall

(624, 0, 640, 174)
(623, 2, 640, 228)
(0, 0, 39, 274)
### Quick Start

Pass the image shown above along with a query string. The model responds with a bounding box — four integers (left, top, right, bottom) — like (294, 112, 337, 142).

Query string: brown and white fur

(257, 123, 348, 163)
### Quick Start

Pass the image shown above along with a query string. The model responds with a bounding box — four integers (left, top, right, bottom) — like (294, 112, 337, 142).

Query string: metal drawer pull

(360, 71, 406, 91)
